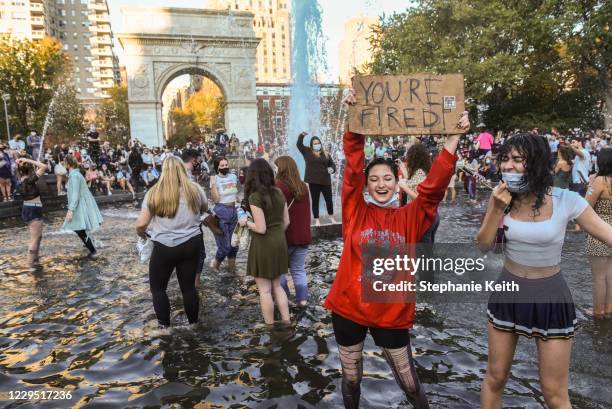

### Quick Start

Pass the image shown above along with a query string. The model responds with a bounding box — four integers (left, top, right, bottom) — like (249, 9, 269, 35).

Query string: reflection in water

(0, 199, 610, 408)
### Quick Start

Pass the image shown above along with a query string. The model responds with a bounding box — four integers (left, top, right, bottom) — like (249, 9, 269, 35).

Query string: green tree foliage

(369, 0, 610, 130)
(167, 109, 200, 147)
(96, 85, 130, 146)
(0, 36, 69, 136)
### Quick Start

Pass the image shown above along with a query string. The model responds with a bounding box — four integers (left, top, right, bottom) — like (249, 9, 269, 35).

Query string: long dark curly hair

(405, 143, 432, 179)
(244, 158, 277, 209)
(497, 133, 553, 214)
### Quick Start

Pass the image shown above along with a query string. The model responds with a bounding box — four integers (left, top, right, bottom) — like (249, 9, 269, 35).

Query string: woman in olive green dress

(238, 158, 291, 325)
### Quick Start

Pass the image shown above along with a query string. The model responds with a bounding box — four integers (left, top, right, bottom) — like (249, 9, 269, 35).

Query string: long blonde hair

(147, 155, 202, 218)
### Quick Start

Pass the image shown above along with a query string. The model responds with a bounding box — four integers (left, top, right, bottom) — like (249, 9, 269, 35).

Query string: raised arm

(443, 111, 470, 155)
(341, 130, 366, 226)
(17, 158, 48, 177)
(570, 144, 585, 159)
(296, 132, 308, 155)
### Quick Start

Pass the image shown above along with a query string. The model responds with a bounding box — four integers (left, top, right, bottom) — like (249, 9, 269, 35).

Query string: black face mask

(218, 168, 229, 175)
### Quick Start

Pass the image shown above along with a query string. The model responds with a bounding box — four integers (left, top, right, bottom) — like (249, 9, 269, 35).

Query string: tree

(555, 1, 611, 127)
(96, 85, 130, 146)
(0, 36, 70, 136)
(183, 79, 225, 132)
(167, 109, 200, 147)
(369, 0, 609, 130)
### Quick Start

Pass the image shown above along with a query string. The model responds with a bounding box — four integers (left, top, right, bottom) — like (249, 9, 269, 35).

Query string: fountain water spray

(37, 85, 64, 161)
(288, 0, 327, 175)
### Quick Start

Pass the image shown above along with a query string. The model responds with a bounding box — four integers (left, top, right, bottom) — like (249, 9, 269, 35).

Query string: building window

(275, 116, 283, 129)
(263, 99, 270, 109)
(275, 100, 283, 110)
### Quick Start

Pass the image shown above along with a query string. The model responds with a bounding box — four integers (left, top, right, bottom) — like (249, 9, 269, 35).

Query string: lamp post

(1, 94, 10, 141)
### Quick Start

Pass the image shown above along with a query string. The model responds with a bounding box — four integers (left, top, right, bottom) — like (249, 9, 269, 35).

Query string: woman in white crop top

(476, 133, 612, 409)
(209, 156, 240, 274)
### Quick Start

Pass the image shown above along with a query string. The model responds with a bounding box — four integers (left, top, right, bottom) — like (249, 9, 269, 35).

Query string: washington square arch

(117, 6, 259, 147)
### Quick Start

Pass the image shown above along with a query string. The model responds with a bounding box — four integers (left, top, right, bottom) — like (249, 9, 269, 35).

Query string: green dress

(247, 189, 288, 278)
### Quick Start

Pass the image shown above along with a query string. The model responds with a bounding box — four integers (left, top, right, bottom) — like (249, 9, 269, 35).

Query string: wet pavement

(0, 194, 610, 408)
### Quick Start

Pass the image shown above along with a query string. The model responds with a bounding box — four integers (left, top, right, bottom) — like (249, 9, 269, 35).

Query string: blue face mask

(502, 172, 529, 193)
(364, 192, 399, 208)
(313, 144, 322, 152)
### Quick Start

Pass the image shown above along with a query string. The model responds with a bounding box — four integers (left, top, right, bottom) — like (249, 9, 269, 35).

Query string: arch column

(129, 100, 163, 147)
(225, 101, 258, 142)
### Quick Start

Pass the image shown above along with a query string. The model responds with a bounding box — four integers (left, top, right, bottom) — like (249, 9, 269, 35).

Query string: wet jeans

(213, 203, 238, 262)
(466, 176, 476, 200)
(281, 245, 309, 303)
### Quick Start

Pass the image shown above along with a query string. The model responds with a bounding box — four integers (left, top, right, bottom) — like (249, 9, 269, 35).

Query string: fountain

(36, 84, 63, 161)
(287, 0, 327, 175)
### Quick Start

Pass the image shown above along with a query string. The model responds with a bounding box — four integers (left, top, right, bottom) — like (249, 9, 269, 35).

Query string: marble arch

(117, 6, 259, 146)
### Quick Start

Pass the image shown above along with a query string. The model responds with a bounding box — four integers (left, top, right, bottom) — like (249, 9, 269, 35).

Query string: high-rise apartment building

(0, 0, 47, 40)
(207, 0, 291, 84)
(0, 0, 120, 104)
(338, 15, 378, 85)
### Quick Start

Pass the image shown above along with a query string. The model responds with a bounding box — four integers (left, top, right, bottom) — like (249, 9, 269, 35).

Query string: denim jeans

(467, 176, 477, 200)
(281, 245, 309, 302)
(213, 204, 238, 262)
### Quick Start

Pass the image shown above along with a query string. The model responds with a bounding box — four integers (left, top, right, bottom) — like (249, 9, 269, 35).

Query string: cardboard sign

(348, 74, 466, 136)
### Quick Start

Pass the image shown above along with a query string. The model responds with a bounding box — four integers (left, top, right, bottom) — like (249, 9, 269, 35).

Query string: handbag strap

(288, 198, 295, 210)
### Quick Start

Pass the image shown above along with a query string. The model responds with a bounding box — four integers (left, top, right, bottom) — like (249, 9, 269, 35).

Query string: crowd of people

(3, 88, 612, 408)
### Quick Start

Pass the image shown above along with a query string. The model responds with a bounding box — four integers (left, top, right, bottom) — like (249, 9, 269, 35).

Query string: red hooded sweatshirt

(323, 131, 456, 329)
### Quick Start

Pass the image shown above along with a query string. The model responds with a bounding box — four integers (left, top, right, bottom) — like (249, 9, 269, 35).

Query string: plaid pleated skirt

(487, 268, 577, 340)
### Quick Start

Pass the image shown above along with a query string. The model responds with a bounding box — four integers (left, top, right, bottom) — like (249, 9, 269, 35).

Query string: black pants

(309, 183, 333, 219)
(76, 230, 96, 254)
(149, 234, 201, 327)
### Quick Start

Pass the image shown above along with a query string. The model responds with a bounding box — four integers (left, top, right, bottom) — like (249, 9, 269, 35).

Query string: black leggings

(76, 230, 96, 254)
(309, 183, 333, 219)
(149, 234, 201, 327)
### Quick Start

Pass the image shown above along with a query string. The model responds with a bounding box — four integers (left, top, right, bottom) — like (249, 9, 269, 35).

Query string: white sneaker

(107, 191, 112, 196)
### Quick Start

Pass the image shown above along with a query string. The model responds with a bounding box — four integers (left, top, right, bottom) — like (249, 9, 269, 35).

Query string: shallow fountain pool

(0, 198, 610, 408)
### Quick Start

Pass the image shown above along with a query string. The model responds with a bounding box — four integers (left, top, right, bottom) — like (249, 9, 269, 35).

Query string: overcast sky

(107, 0, 410, 82)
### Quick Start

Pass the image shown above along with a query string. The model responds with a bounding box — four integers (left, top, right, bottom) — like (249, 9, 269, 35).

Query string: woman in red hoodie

(324, 90, 470, 409)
